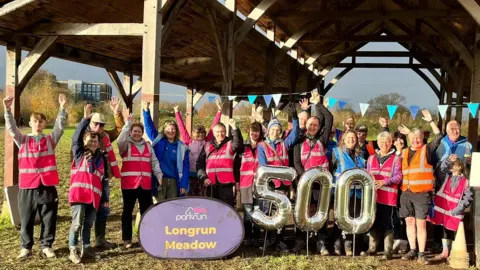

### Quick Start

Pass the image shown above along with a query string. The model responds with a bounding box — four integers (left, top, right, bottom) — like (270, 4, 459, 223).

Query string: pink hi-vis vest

(264, 141, 290, 188)
(103, 135, 121, 179)
(430, 176, 468, 231)
(18, 135, 59, 189)
(301, 139, 329, 171)
(69, 156, 104, 209)
(367, 154, 399, 207)
(121, 142, 153, 190)
(205, 141, 235, 185)
(240, 146, 258, 188)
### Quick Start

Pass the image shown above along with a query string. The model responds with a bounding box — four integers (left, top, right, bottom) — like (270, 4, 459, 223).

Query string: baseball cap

(355, 125, 368, 132)
(91, 113, 106, 124)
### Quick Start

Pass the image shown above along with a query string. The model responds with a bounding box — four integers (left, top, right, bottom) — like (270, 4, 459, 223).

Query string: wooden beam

(334, 63, 437, 69)
(18, 36, 57, 90)
(131, 77, 142, 97)
(469, 29, 480, 153)
(277, 9, 468, 20)
(455, 69, 466, 122)
(411, 68, 441, 99)
(124, 70, 133, 111)
(424, 18, 473, 71)
(162, 57, 213, 66)
(4, 41, 21, 187)
(161, 0, 188, 47)
(322, 51, 414, 57)
(141, 0, 162, 125)
(24, 23, 144, 36)
(457, 0, 480, 26)
(206, 9, 228, 84)
(264, 41, 276, 94)
(301, 35, 431, 43)
(324, 67, 353, 94)
(0, 0, 36, 17)
(234, 0, 277, 47)
(185, 88, 194, 135)
(106, 67, 129, 105)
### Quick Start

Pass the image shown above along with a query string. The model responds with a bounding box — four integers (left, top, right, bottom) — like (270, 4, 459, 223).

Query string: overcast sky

(0, 42, 445, 113)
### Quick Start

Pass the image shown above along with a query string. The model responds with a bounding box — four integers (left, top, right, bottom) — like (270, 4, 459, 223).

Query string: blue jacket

(143, 110, 190, 193)
(333, 147, 365, 198)
(436, 136, 472, 162)
(258, 118, 300, 166)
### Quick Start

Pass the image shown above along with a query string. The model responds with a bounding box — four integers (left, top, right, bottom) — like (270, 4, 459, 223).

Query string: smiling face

(268, 125, 282, 141)
(164, 124, 177, 141)
(409, 129, 424, 150)
(130, 125, 144, 142)
(84, 133, 99, 152)
(213, 124, 226, 143)
(343, 131, 357, 149)
(446, 121, 460, 142)
(306, 117, 320, 137)
(378, 137, 393, 154)
(357, 131, 367, 143)
(89, 121, 105, 133)
(343, 117, 355, 131)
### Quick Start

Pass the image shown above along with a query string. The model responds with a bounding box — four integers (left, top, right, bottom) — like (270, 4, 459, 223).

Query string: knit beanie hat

(267, 118, 282, 134)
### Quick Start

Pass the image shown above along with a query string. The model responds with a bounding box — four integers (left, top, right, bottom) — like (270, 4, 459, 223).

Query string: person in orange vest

(197, 119, 243, 206)
(68, 114, 105, 264)
(3, 94, 67, 260)
(117, 112, 164, 249)
(236, 121, 264, 247)
(429, 154, 472, 261)
(291, 90, 333, 255)
(83, 98, 124, 249)
(257, 102, 300, 253)
(397, 109, 442, 265)
(362, 131, 402, 260)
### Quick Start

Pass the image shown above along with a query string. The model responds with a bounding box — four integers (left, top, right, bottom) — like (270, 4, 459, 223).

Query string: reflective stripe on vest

(18, 135, 60, 189)
(69, 157, 104, 209)
(401, 145, 434, 192)
(264, 141, 290, 187)
(121, 142, 153, 190)
(103, 136, 121, 179)
(301, 139, 329, 171)
(430, 176, 468, 231)
(368, 154, 399, 206)
(70, 182, 102, 196)
(205, 141, 235, 185)
(240, 146, 259, 188)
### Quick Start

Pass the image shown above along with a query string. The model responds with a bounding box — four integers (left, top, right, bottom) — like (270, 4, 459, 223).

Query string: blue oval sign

(139, 197, 244, 260)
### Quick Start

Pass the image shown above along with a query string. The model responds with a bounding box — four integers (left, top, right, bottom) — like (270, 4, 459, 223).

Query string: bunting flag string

(327, 97, 338, 108)
(438, 105, 449, 119)
(359, 103, 369, 117)
(208, 96, 216, 103)
(467, 103, 479, 118)
(387, 105, 398, 120)
(409, 105, 420, 120)
(272, 94, 282, 106)
(338, 100, 348, 109)
(263, 95, 273, 108)
(248, 95, 257, 104)
(228, 95, 237, 101)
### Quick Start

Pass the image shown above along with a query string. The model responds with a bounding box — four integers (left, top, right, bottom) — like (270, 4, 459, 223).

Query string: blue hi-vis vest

(436, 136, 472, 162)
(333, 147, 366, 198)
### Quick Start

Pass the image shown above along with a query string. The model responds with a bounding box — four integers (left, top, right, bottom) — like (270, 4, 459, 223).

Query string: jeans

(122, 188, 153, 241)
(95, 180, 110, 243)
(243, 202, 260, 240)
(18, 186, 58, 249)
(69, 203, 97, 248)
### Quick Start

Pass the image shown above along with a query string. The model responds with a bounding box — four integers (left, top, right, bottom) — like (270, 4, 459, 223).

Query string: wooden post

(123, 70, 133, 111)
(446, 78, 453, 125)
(472, 29, 480, 268)
(3, 41, 21, 188)
(456, 71, 465, 123)
(141, 0, 162, 127)
(185, 88, 194, 135)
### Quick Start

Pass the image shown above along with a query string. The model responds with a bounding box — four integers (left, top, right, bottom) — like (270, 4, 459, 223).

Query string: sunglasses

(94, 122, 105, 128)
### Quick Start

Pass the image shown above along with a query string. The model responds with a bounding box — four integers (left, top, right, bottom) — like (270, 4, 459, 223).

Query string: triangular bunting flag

(409, 105, 420, 120)
(438, 105, 449, 119)
(467, 103, 479, 117)
(338, 100, 347, 109)
(272, 94, 282, 106)
(228, 95, 237, 101)
(208, 96, 216, 103)
(359, 103, 369, 117)
(328, 97, 338, 108)
(248, 95, 257, 104)
(387, 105, 398, 120)
(263, 95, 273, 108)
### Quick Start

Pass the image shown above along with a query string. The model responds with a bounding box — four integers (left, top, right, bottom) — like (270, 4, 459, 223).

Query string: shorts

(399, 190, 432, 219)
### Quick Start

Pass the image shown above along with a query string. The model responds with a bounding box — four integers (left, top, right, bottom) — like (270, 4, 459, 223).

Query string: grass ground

(0, 127, 465, 269)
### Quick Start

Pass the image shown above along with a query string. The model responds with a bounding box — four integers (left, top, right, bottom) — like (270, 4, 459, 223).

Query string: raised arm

(72, 105, 92, 166)
(229, 119, 244, 153)
(104, 96, 125, 142)
(206, 99, 223, 141)
(284, 102, 300, 149)
(50, 94, 68, 147)
(174, 105, 192, 145)
(142, 101, 159, 141)
(311, 91, 333, 146)
(117, 112, 132, 156)
(3, 96, 25, 147)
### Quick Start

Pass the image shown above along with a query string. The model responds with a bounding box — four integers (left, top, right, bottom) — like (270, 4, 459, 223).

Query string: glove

(286, 102, 298, 120)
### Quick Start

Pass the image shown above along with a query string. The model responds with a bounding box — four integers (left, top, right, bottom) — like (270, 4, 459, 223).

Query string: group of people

(3, 89, 473, 265)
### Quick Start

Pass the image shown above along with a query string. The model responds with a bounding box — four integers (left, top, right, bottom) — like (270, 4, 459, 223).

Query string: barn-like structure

(1, 0, 480, 264)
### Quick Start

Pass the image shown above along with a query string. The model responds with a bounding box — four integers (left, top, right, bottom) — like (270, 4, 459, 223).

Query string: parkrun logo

(175, 207, 208, 221)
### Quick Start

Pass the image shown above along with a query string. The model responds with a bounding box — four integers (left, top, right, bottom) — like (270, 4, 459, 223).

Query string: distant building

(57, 80, 112, 104)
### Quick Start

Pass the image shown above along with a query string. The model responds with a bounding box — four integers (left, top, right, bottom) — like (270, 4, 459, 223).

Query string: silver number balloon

(334, 168, 376, 234)
(294, 168, 333, 232)
(250, 166, 296, 230)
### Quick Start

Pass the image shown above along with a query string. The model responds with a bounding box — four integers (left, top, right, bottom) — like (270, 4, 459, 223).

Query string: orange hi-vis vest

(121, 142, 153, 190)
(239, 146, 258, 188)
(401, 145, 434, 193)
(69, 156, 104, 209)
(366, 141, 375, 156)
(301, 139, 329, 171)
(429, 175, 468, 231)
(264, 141, 290, 188)
(368, 154, 399, 206)
(205, 141, 235, 185)
(18, 135, 59, 189)
(103, 135, 121, 179)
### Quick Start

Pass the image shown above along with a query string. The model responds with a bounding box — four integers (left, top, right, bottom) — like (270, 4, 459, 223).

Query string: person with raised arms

(4, 94, 67, 260)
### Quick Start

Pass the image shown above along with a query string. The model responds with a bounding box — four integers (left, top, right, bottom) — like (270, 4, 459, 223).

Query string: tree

(366, 93, 409, 116)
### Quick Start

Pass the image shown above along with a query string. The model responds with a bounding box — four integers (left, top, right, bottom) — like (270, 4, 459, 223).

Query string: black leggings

(443, 227, 456, 241)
